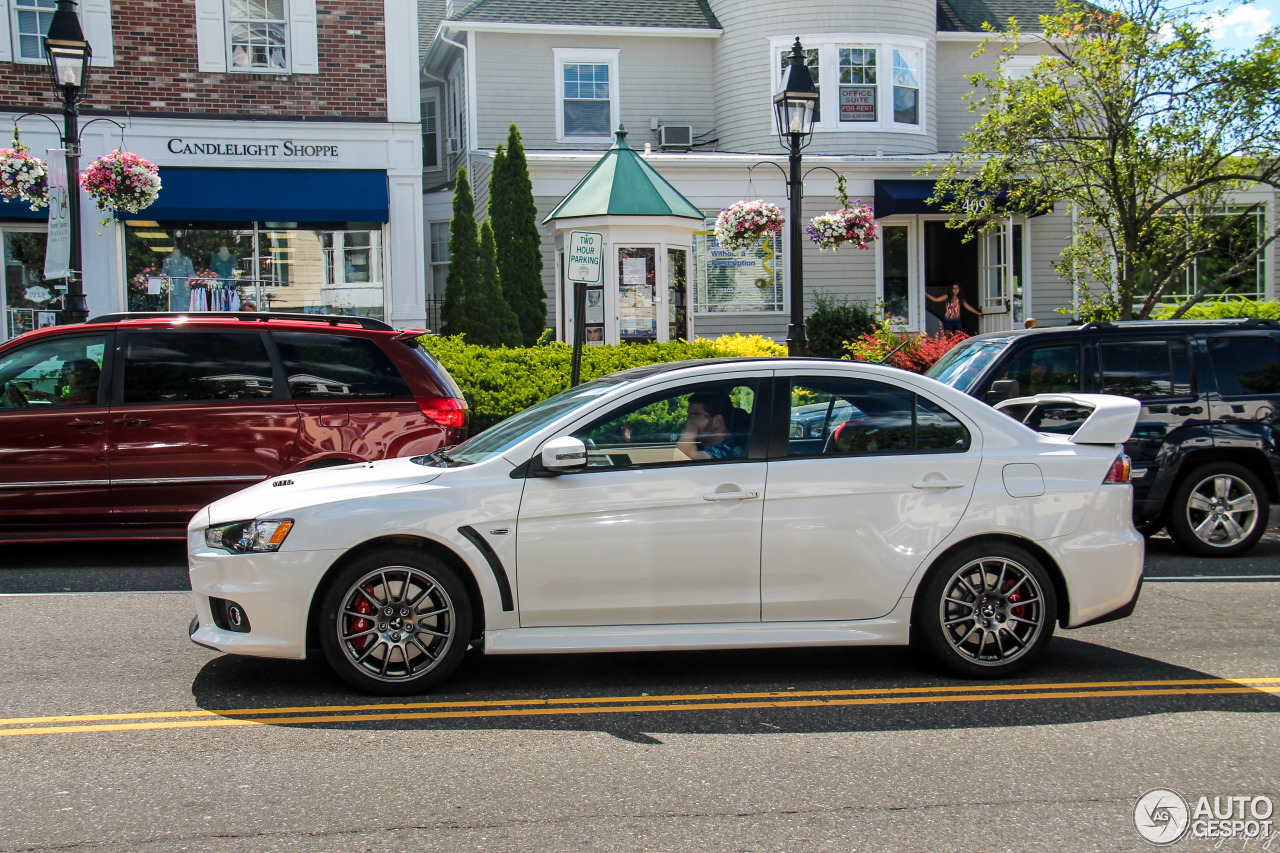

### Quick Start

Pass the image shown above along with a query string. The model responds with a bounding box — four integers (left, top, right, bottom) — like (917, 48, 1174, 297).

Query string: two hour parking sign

(568, 231, 602, 283)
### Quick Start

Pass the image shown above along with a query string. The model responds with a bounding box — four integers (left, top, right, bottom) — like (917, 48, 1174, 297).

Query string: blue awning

(0, 195, 47, 220)
(873, 179, 1051, 219)
(123, 167, 389, 223)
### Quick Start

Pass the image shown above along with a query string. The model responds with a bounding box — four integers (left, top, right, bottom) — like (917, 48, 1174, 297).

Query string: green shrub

(422, 335, 787, 432)
(1151, 297, 1280, 320)
(805, 294, 877, 359)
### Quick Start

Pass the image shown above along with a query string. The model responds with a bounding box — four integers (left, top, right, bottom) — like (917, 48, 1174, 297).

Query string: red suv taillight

(417, 396, 468, 429)
(1104, 454, 1132, 484)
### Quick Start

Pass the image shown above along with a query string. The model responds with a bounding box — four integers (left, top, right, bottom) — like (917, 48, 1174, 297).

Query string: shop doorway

(923, 221, 980, 335)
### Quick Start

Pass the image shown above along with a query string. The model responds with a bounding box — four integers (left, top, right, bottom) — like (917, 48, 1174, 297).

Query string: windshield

(420, 376, 631, 466)
(925, 338, 1012, 392)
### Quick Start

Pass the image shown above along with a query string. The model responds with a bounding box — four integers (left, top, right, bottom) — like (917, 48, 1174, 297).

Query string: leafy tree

(466, 219, 522, 347)
(488, 124, 547, 344)
(440, 167, 480, 336)
(932, 0, 1280, 319)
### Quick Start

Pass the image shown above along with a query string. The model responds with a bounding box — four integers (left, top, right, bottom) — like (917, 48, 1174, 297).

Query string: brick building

(0, 0, 425, 340)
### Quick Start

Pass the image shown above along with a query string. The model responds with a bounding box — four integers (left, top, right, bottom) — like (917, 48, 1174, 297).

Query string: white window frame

(1, 0, 113, 66)
(770, 34, 928, 135)
(553, 48, 620, 143)
(226, 0, 289, 73)
(422, 90, 441, 170)
(193, 0, 316, 74)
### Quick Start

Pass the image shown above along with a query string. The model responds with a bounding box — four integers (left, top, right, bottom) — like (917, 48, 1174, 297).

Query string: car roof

(962, 317, 1280, 345)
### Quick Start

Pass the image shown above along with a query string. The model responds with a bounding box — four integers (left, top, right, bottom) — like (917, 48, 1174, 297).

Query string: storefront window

(693, 217, 784, 313)
(3, 230, 55, 339)
(668, 247, 688, 341)
(123, 222, 386, 319)
(881, 225, 910, 324)
(618, 247, 657, 344)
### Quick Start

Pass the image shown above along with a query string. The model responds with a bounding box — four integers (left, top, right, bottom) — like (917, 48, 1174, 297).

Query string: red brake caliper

(349, 585, 376, 651)
(1006, 582, 1025, 620)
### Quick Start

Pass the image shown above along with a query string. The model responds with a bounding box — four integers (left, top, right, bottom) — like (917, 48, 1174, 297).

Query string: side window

(0, 334, 106, 409)
(1209, 335, 1280, 395)
(573, 381, 757, 468)
(121, 332, 274, 404)
(273, 332, 410, 399)
(787, 377, 969, 457)
(995, 344, 1082, 395)
(554, 49, 619, 141)
(1100, 340, 1192, 398)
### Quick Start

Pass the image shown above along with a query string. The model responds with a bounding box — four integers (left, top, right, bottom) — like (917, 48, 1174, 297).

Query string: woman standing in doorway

(927, 282, 981, 332)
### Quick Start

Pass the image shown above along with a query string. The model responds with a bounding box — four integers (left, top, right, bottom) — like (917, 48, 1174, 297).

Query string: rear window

(273, 332, 411, 399)
(1209, 335, 1280, 395)
(122, 331, 274, 404)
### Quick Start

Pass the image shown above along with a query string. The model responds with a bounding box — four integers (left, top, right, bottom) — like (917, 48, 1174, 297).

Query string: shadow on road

(188, 637, 1280, 739)
(0, 541, 189, 593)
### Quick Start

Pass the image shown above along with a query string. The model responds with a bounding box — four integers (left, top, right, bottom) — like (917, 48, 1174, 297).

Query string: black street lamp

(774, 38, 818, 357)
(43, 0, 92, 324)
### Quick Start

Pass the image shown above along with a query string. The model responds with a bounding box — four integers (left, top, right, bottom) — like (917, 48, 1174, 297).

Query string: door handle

(111, 417, 151, 427)
(1170, 406, 1202, 416)
(912, 479, 966, 490)
(703, 490, 761, 502)
(67, 418, 104, 429)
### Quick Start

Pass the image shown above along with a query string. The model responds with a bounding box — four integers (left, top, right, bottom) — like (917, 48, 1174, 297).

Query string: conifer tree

(440, 167, 479, 336)
(467, 219, 522, 347)
(489, 124, 547, 345)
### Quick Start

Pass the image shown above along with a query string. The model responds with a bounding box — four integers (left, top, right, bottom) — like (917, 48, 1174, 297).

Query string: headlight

(204, 519, 294, 553)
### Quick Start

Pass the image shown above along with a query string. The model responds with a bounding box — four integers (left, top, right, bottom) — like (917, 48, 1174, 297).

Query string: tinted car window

(787, 377, 969, 456)
(122, 331, 274, 404)
(274, 332, 410, 399)
(995, 344, 1081, 395)
(1100, 340, 1192, 398)
(1209, 335, 1280, 395)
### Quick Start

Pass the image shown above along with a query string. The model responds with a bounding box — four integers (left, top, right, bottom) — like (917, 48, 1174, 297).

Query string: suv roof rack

(86, 311, 395, 331)
(1077, 317, 1280, 332)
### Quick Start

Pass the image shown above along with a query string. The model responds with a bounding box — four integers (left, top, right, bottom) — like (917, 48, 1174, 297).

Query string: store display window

(122, 222, 386, 320)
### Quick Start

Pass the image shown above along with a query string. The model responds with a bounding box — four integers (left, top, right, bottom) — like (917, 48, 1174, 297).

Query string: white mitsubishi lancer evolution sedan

(188, 358, 1144, 695)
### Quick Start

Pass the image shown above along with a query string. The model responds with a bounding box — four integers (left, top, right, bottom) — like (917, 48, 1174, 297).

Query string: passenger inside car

(24, 358, 100, 406)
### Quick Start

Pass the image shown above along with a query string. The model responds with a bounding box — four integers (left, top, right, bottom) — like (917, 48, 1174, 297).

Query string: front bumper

(187, 527, 341, 660)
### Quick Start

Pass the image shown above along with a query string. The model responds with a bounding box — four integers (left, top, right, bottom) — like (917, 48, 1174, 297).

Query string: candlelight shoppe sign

(166, 139, 341, 158)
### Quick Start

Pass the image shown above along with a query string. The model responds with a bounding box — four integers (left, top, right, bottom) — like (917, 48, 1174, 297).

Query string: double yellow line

(2, 678, 1277, 738)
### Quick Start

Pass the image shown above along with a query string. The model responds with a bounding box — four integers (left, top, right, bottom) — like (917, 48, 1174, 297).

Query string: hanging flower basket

(0, 134, 48, 210)
(805, 175, 877, 251)
(80, 149, 161, 223)
(807, 204, 878, 251)
(714, 199, 785, 253)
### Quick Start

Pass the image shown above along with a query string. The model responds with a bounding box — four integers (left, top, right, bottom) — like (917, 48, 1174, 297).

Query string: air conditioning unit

(658, 125, 693, 150)
(446, 137, 462, 154)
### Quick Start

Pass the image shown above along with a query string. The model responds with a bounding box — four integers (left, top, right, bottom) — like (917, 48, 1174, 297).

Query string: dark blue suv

(927, 319, 1280, 557)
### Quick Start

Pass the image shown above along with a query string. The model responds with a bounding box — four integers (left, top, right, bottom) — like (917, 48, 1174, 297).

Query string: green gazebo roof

(543, 127, 704, 223)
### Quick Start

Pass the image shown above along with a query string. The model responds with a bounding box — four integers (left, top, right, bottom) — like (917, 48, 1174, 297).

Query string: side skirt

(483, 597, 915, 654)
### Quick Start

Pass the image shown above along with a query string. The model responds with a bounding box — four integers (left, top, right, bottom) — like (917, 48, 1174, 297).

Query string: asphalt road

(0, 532, 1277, 852)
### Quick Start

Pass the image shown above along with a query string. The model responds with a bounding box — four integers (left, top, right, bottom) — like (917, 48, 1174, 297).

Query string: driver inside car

(677, 390, 746, 460)
(24, 358, 101, 407)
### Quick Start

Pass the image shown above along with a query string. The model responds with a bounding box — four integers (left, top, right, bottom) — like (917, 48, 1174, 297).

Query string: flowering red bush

(845, 325, 968, 373)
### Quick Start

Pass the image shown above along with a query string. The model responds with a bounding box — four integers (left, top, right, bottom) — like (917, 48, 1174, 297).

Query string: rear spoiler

(995, 393, 1140, 445)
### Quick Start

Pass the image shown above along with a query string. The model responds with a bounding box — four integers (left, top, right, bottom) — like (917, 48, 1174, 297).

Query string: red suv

(0, 312, 468, 542)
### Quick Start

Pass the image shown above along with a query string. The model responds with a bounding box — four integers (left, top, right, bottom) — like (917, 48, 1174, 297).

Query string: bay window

(773, 35, 927, 133)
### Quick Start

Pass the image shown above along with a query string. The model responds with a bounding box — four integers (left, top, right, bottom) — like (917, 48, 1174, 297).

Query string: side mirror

(540, 436, 588, 472)
(986, 379, 1021, 404)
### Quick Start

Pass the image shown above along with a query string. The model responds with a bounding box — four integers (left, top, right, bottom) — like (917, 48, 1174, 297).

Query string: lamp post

(43, 0, 92, 324)
(773, 38, 818, 357)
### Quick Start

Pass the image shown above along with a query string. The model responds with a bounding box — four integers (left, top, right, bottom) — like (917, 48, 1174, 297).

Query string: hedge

(1151, 298, 1280, 320)
(421, 333, 785, 432)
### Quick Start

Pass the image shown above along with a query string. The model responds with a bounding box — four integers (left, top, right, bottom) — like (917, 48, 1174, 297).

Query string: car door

(0, 332, 111, 533)
(108, 328, 300, 527)
(761, 372, 981, 622)
(515, 375, 768, 627)
(1098, 337, 1197, 486)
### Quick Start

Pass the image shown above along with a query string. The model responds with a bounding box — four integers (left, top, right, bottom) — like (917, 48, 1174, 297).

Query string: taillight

(417, 396, 468, 429)
(1104, 454, 1131, 484)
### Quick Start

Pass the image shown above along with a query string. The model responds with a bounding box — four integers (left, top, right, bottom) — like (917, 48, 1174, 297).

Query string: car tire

(1167, 462, 1269, 558)
(318, 547, 473, 696)
(916, 542, 1057, 679)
